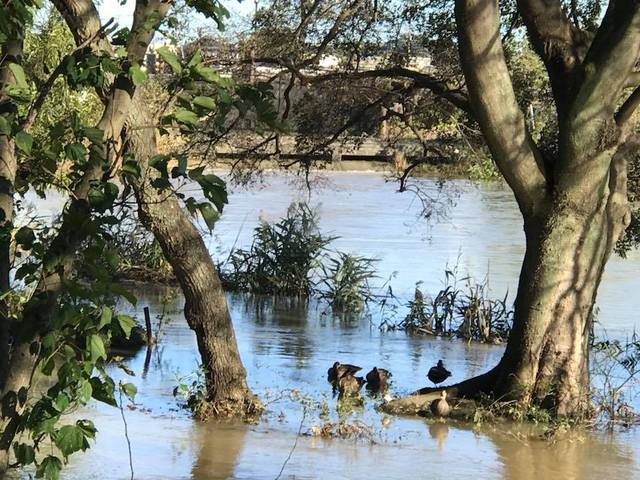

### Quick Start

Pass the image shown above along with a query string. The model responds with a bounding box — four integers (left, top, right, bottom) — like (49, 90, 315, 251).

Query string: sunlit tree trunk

(438, 0, 639, 416)
(51, 0, 260, 417)
(125, 102, 261, 416)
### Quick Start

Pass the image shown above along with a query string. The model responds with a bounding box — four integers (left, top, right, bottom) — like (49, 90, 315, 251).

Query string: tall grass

(318, 253, 378, 313)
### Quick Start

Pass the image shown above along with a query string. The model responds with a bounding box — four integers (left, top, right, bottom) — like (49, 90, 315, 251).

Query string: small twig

(119, 386, 135, 480)
(274, 406, 306, 480)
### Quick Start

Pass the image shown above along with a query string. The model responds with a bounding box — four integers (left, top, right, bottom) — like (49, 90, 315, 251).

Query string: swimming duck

(337, 374, 365, 397)
(365, 367, 392, 391)
(327, 361, 362, 383)
(430, 390, 451, 418)
(427, 360, 451, 386)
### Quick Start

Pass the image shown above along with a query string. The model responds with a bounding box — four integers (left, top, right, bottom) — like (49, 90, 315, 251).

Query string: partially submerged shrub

(591, 332, 640, 426)
(220, 203, 334, 296)
(106, 221, 173, 283)
(318, 253, 378, 313)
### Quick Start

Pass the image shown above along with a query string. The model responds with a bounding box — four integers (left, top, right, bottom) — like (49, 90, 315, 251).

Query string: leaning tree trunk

(50, 0, 260, 418)
(125, 99, 261, 417)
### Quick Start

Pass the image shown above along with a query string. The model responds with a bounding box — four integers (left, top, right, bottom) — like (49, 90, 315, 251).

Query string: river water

(17, 172, 640, 479)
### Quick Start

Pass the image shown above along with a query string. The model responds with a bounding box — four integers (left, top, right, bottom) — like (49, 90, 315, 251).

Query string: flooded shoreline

(16, 172, 640, 479)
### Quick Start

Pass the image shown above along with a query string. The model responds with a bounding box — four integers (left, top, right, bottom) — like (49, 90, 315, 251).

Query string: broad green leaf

(15, 131, 33, 153)
(198, 202, 219, 230)
(0, 115, 10, 135)
(173, 108, 199, 126)
(90, 377, 117, 407)
(87, 334, 106, 362)
(55, 425, 88, 457)
(13, 443, 35, 465)
(36, 455, 62, 480)
(53, 393, 70, 412)
(83, 127, 104, 143)
(121, 382, 137, 401)
(98, 307, 112, 330)
(192, 64, 223, 84)
(129, 63, 147, 86)
(64, 143, 86, 163)
(121, 160, 141, 179)
(187, 49, 202, 68)
(156, 46, 182, 74)
(8, 63, 28, 88)
(79, 379, 93, 402)
(193, 96, 216, 110)
(116, 314, 136, 337)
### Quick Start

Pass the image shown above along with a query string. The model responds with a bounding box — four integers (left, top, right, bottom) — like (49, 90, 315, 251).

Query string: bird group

(327, 362, 392, 398)
(327, 358, 453, 417)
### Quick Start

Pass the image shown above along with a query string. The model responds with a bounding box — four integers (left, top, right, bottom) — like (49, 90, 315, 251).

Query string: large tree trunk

(50, 0, 260, 419)
(412, 0, 640, 419)
(125, 99, 261, 417)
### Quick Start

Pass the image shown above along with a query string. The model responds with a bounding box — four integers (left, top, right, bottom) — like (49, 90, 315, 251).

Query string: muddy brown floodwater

(15, 172, 640, 479)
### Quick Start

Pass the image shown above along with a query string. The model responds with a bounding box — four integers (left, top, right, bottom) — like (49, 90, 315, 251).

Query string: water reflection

(42, 289, 640, 480)
(191, 423, 248, 480)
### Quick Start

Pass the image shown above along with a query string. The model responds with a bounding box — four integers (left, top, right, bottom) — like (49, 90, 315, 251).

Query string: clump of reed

(385, 269, 513, 344)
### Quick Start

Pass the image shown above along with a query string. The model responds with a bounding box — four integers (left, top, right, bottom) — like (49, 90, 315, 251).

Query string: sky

(97, 0, 255, 38)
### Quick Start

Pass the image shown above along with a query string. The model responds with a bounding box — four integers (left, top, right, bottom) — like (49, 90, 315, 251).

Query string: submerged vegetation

(385, 269, 512, 343)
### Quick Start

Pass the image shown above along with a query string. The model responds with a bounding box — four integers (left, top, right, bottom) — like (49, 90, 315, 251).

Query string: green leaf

(198, 202, 219, 230)
(116, 315, 136, 337)
(13, 443, 35, 465)
(121, 160, 141, 179)
(173, 108, 199, 126)
(55, 425, 89, 457)
(36, 455, 62, 480)
(193, 96, 216, 111)
(53, 393, 70, 412)
(15, 131, 33, 153)
(90, 377, 117, 407)
(187, 49, 202, 68)
(129, 63, 147, 86)
(8, 63, 28, 88)
(121, 382, 137, 401)
(83, 127, 104, 143)
(64, 143, 86, 163)
(87, 334, 106, 362)
(0, 115, 11, 135)
(79, 379, 93, 403)
(156, 46, 182, 74)
(98, 307, 112, 330)
(192, 64, 224, 84)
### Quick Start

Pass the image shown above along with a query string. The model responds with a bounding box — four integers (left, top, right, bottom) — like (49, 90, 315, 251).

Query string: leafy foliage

(220, 203, 334, 296)
(318, 253, 378, 313)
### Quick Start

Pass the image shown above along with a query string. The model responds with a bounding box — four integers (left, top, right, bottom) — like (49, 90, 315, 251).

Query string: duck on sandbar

(430, 390, 451, 418)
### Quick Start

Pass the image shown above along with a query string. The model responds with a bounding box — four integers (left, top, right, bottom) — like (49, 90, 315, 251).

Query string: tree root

(194, 390, 264, 421)
(380, 367, 499, 417)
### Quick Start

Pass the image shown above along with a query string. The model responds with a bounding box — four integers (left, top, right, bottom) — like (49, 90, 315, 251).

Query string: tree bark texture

(125, 99, 261, 417)
(52, 0, 260, 417)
